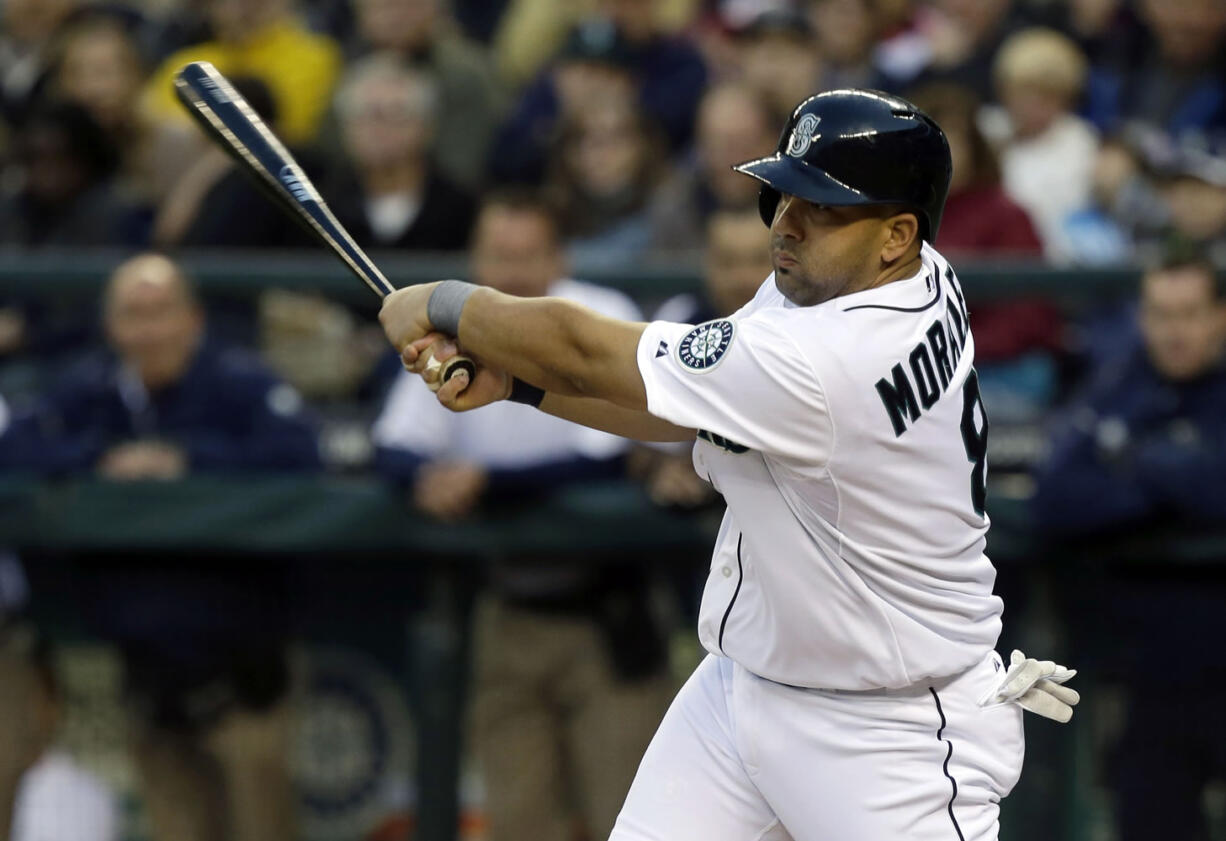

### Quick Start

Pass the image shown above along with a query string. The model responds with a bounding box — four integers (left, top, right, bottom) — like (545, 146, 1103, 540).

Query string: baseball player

(379, 89, 1079, 840)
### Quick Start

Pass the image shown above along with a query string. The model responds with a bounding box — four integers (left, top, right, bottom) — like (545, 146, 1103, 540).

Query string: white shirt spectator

(980, 107, 1100, 262)
(11, 750, 119, 841)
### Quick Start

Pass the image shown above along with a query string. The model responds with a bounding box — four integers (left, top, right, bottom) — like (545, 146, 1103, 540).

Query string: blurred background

(0, 0, 1224, 839)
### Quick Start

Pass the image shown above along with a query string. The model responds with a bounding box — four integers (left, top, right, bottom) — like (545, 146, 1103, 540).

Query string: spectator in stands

(547, 100, 666, 267)
(51, 13, 197, 213)
(980, 28, 1099, 261)
(807, 0, 889, 91)
(648, 82, 775, 254)
(733, 9, 823, 125)
(1072, 129, 1226, 266)
(142, 0, 341, 146)
(489, 18, 636, 185)
(1061, 0, 1146, 71)
(899, 0, 1033, 99)
(0, 0, 78, 127)
(635, 207, 771, 509)
(910, 84, 1043, 257)
(491, 12, 706, 183)
(372, 189, 671, 841)
(1064, 132, 1159, 264)
(152, 77, 312, 249)
(1157, 146, 1226, 265)
(912, 84, 1064, 419)
(1033, 252, 1226, 841)
(1084, 0, 1226, 142)
(589, 0, 708, 151)
(350, 0, 504, 190)
(492, 0, 698, 89)
(1035, 254, 1226, 532)
(325, 54, 476, 252)
(1, 613, 119, 841)
(24, 254, 312, 841)
(0, 101, 139, 248)
(24, 253, 320, 476)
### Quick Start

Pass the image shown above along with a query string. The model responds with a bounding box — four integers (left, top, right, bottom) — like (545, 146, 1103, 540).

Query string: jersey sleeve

(636, 312, 833, 464)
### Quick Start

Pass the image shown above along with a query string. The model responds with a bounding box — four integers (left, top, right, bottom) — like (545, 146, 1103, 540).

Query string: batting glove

(979, 650, 1080, 723)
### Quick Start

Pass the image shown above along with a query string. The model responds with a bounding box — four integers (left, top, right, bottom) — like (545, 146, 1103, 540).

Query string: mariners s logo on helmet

(786, 113, 822, 158)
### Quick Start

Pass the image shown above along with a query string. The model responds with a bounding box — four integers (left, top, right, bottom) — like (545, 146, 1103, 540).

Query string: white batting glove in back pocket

(978, 649, 1080, 723)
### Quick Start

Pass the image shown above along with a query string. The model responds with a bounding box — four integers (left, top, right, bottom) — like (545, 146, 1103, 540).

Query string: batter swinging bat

(173, 60, 474, 388)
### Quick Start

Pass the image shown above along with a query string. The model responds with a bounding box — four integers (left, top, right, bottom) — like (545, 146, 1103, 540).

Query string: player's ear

(880, 211, 919, 264)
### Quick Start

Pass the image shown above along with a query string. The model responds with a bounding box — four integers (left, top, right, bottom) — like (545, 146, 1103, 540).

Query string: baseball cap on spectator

(558, 19, 638, 71)
(713, 0, 794, 31)
(1162, 145, 1226, 189)
(1159, 146, 1226, 243)
(734, 9, 821, 122)
(735, 8, 814, 41)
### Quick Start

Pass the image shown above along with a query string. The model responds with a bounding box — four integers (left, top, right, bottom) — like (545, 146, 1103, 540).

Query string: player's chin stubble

(773, 256, 838, 307)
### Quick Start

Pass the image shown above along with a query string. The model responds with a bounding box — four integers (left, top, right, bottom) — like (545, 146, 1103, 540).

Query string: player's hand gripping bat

(172, 60, 474, 388)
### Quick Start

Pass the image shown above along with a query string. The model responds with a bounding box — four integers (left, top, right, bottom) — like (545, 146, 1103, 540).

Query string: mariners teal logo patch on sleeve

(677, 319, 734, 371)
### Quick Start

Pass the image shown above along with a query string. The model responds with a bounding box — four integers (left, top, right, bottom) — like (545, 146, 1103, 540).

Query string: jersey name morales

(873, 267, 971, 437)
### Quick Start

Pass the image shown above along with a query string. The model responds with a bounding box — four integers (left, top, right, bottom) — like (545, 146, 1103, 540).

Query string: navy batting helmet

(734, 89, 952, 242)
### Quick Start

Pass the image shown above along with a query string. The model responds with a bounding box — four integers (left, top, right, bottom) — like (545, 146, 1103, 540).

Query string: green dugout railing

(0, 249, 1144, 304)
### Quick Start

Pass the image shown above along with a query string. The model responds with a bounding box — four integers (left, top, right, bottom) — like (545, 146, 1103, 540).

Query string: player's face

(769, 195, 895, 306)
(1140, 267, 1226, 381)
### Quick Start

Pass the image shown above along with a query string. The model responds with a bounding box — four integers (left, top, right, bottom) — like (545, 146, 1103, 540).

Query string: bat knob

(441, 357, 476, 384)
(424, 354, 475, 393)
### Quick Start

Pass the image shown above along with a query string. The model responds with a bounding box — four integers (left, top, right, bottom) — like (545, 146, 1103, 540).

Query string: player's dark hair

(474, 187, 563, 245)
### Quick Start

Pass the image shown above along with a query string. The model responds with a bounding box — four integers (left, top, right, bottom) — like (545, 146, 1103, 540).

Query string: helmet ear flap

(758, 186, 780, 227)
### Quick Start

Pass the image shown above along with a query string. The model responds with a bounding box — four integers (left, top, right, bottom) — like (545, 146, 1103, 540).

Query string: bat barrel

(174, 61, 397, 299)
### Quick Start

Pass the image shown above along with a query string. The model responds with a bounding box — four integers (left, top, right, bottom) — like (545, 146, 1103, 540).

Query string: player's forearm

(458, 289, 649, 408)
(539, 394, 695, 442)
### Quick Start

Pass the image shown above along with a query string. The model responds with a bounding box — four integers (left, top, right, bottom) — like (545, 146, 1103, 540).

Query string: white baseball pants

(610, 651, 1024, 841)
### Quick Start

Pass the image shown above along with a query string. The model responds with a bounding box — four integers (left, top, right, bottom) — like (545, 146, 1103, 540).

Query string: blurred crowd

(0, 1, 1225, 840)
(0, 0, 1223, 263)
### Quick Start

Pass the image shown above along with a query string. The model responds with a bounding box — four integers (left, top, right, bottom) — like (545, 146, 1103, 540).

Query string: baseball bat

(172, 60, 475, 387)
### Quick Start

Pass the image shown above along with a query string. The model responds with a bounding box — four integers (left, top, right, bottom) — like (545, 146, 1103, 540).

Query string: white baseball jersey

(636, 242, 1000, 690)
(373, 278, 640, 466)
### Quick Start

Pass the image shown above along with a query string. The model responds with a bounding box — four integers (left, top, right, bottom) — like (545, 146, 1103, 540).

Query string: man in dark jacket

(19, 253, 316, 841)
(21, 253, 319, 476)
(1035, 255, 1226, 530)
(1034, 253, 1226, 841)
